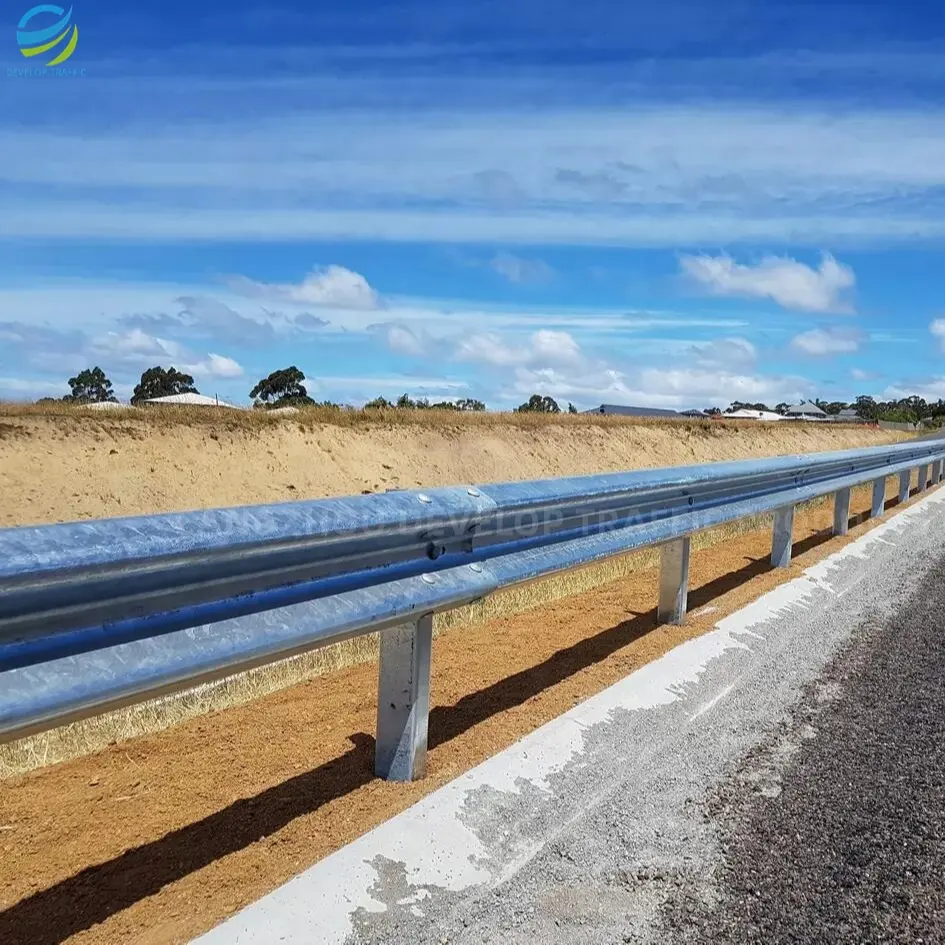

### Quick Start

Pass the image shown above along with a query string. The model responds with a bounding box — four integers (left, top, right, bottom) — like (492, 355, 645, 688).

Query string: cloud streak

(790, 327, 863, 356)
(7, 107, 945, 246)
(230, 266, 380, 309)
(681, 252, 855, 313)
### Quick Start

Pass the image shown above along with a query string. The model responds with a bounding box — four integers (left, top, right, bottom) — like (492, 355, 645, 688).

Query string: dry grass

(0, 399, 875, 435)
(0, 489, 848, 780)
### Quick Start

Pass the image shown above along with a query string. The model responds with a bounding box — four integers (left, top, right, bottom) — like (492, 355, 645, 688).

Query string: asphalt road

(665, 554, 945, 944)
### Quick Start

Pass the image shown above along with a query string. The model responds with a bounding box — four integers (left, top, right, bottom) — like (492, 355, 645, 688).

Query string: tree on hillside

(705, 407, 722, 416)
(455, 398, 486, 412)
(64, 367, 117, 404)
(727, 401, 771, 413)
(567, 402, 578, 414)
(249, 366, 314, 408)
(854, 395, 878, 421)
(516, 393, 561, 414)
(364, 396, 392, 409)
(396, 392, 433, 409)
(774, 402, 790, 415)
(131, 366, 199, 405)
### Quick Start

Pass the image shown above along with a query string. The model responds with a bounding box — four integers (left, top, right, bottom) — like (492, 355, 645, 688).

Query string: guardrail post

(375, 613, 433, 782)
(833, 487, 851, 536)
(871, 477, 886, 519)
(918, 464, 929, 492)
(935, 460, 943, 484)
(658, 537, 690, 625)
(899, 469, 911, 503)
(771, 506, 794, 568)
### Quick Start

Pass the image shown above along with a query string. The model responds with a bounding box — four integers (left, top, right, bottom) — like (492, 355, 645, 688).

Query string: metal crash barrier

(1, 440, 943, 781)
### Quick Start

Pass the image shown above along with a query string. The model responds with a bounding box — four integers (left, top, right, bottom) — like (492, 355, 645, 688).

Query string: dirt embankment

(0, 411, 907, 526)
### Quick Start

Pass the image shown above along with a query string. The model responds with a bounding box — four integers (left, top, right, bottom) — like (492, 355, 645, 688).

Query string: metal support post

(871, 477, 886, 519)
(771, 505, 795, 568)
(658, 537, 690, 625)
(833, 487, 851, 536)
(375, 613, 433, 781)
(899, 469, 911, 503)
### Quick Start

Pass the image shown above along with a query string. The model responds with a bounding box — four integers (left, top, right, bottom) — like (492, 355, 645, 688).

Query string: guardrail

(2, 440, 944, 781)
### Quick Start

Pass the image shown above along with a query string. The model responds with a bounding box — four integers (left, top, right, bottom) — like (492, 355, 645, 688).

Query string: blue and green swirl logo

(17, 4, 78, 66)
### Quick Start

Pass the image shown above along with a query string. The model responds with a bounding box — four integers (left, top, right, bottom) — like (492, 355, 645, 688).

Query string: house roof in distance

(85, 401, 130, 411)
(144, 392, 242, 409)
(785, 401, 827, 416)
(583, 403, 681, 418)
(725, 409, 784, 421)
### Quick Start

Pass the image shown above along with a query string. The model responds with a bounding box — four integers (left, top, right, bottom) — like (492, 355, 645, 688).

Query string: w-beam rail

(1, 440, 943, 780)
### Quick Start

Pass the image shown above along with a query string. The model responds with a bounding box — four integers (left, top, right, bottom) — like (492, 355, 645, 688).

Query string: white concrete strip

(195, 487, 945, 945)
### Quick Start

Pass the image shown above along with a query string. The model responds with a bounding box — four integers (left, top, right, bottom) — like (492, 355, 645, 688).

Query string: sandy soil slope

(0, 410, 905, 526)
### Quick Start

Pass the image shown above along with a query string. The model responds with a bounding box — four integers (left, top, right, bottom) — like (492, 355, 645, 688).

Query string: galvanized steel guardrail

(1, 439, 944, 780)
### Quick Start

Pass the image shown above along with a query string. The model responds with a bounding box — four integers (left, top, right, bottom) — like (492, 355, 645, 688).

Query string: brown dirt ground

(0, 411, 903, 526)
(0, 476, 924, 945)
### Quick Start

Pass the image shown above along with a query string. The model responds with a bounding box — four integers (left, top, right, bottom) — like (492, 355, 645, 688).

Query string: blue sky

(3, 0, 945, 409)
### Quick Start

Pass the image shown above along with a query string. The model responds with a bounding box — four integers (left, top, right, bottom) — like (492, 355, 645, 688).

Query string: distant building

(584, 404, 682, 418)
(144, 393, 242, 409)
(678, 409, 708, 418)
(85, 401, 130, 411)
(832, 407, 870, 423)
(725, 409, 784, 422)
(784, 401, 828, 420)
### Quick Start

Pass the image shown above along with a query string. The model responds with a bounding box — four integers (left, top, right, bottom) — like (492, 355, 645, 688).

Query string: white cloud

(681, 252, 855, 313)
(490, 253, 554, 284)
(91, 327, 187, 363)
(882, 378, 945, 402)
(455, 329, 582, 368)
(6, 326, 246, 384)
(691, 336, 757, 370)
(232, 266, 379, 309)
(9, 201, 945, 247)
(850, 367, 882, 382)
(930, 319, 945, 351)
(638, 368, 810, 408)
(191, 353, 244, 379)
(9, 106, 945, 246)
(454, 333, 523, 367)
(455, 325, 811, 410)
(507, 363, 811, 411)
(379, 323, 436, 358)
(316, 375, 469, 405)
(0, 376, 69, 399)
(790, 327, 863, 356)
